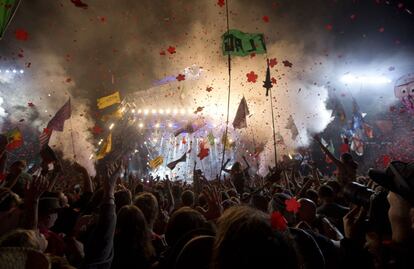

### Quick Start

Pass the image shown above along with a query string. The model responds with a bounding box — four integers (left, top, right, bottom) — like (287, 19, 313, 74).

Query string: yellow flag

(149, 156, 164, 169)
(97, 92, 121, 109)
(96, 133, 112, 160)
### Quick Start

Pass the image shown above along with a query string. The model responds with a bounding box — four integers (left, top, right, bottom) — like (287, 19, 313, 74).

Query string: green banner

(222, 29, 267, 57)
(0, 0, 20, 39)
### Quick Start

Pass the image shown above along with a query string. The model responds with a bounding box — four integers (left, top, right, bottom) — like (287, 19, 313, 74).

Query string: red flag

(197, 140, 210, 160)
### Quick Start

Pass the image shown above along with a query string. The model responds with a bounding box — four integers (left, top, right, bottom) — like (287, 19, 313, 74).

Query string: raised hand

(202, 186, 222, 220)
(25, 175, 50, 201)
(104, 160, 123, 199)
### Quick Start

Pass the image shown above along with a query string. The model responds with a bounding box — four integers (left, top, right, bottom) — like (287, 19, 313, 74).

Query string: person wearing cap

(368, 161, 414, 268)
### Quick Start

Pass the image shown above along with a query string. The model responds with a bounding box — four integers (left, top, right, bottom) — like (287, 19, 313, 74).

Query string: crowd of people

(0, 133, 413, 269)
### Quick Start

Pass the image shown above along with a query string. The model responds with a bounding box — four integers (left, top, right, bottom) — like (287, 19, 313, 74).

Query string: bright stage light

(144, 109, 149, 115)
(155, 123, 160, 128)
(5, 70, 9, 73)
(173, 109, 178, 115)
(187, 108, 193, 114)
(151, 109, 157, 115)
(20, 69, 24, 74)
(340, 74, 391, 84)
(12, 69, 16, 73)
(137, 109, 142, 114)
(109, 123, 115, 130)
(166, 109, 171, 114)
(180, 108, 185, 115)
(159, 109, 164, 114)
(131, 109, 136, 113)
(153, 138, 158, 143)
(168, 123, 173, 128)
(138, 122, 144, 128)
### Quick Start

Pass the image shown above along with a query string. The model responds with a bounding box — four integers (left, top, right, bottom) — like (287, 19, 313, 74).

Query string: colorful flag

(39, 99, 71, 148)
(149, 156, 164, 169)
(332, 99, 346, 123)
(363, 123, 374, 138)
(207, 132, 215, 146)
(6, 128, 23, 150)
(167, 152, 187, 170)
(97, 91, 121, 109)
(174, 118, 205, 137)
(0, 0, 21, 39)
(285, 115, 299, 140)
(222, 29, 266, 57)
(350, 133, 364, 156)
(232, 97, 250, 129)
(197, 140, 210, 160)
(96, 133, 112, 160)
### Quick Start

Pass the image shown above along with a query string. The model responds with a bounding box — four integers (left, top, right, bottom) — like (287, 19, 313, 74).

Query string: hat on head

(368, 161, 414, 205)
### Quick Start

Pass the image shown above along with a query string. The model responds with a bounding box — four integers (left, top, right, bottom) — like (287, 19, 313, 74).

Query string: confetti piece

(325, 24, 333, 31)
(217, 0, 225, 8)
(282, 60, 293, 68)
(206, 86, 213, 92)
(246, 71, 258, 83)
(269, 58, 277, 68)
(70, 0, 88, 9)
(167, 46, 176, 54)
(262, 15, 269, 23)
(176, 74, 185, 81)
(15, 29, 28, 41)
(285, 197, 301, 213)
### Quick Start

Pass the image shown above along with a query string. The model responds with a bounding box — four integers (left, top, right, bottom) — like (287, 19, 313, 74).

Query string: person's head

(0, 188, 21, 212)
(326, 180, 341, 196)
(133, 192, 159, 229)
(268, 193, 295, 225)
(116, 205, 154, 258)
(340, 153, 358, 169)
(230, 162, 241, 174)
(114, 189, 132, 212)
(305, 189, 318, 205)
(0, 229, 48, 252)
(249, 194, 269, 213)
(212, 206, 298, 269)
(181, 190, 195, 207)
(197, 193, 208, 208)
(9, 160, 26, 175)
(38, 195, 61, 229)
(318, 185, 335, 204)
(165, 207, 207, 246)
(369, 161, 414, 243)
(297, 198, 316, 224)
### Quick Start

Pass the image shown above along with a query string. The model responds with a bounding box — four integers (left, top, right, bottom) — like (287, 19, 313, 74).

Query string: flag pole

(269, 86, 278, 165)
(219, 0, 232, 181)
(68, 99, 77, 161)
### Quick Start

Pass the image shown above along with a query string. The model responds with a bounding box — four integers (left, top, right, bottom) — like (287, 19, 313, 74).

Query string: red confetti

(269, 58, 277, 68)
(282, 60, 293, 68)
(99, 16, 106, 22)
(182, 137, 187, 144)
(176, 74, 185, 81)
(325, 24, 333, 31)
(160, 50, 166, 56)
(66, 78, 72, 83)
(246, 71, 258, 83)
(381, 155, 391, 167)
(167, 46, 176, 54)
(270, 211, 288, 231)
(206, 86, 213, 92)
(262, 15, 269, 23)
(217, 0, 225, 8)
(285, 198, 301, 213)
(70, 0, 88, 9)
(250, 53, 256, 58)
(15, 29, 28, 41)
(271, 77, 277, 84)
(92, 125, 103, 134)
(350, 14, 357, 20)
(28, 102, 35, 107)
(379, 27, 385, 33)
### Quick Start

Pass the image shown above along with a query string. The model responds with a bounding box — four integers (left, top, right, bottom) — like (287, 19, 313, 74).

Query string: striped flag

(39, 99, 71, 148)
(97, 91, 121, 109)
(149, 156, 164, 169)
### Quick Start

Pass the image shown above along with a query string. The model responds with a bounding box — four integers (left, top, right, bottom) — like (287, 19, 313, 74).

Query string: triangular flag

(232, 97, 250, 129)
(285, 115, 299, 140)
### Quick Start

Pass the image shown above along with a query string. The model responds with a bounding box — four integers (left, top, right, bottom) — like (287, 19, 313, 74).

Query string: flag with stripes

(39, 99, 71, 148)
(149, 156, 164, 169)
